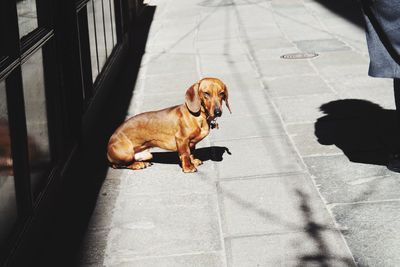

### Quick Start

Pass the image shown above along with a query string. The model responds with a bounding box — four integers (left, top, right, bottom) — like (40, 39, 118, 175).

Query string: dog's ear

(223, 84, 232, 114)
(185, 82, 201, 113)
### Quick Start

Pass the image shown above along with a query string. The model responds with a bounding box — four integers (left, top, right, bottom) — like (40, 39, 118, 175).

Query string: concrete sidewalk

(79, 0, 400, 266)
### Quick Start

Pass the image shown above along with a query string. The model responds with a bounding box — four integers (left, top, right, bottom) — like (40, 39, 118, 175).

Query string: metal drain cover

(198, 0, 264, 7)
(280, 52, 319, 59)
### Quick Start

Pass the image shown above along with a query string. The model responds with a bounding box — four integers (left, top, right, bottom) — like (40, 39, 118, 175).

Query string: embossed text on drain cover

(198, 0, 264, 7)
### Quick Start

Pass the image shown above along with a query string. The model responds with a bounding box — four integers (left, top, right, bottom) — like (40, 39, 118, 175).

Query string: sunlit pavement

(79, 0, 400, 266)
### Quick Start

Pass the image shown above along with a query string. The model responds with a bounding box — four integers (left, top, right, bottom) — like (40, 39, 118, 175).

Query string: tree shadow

(315, 99, 400, 166)
(150, 146, 231, 165)
(296, 190, 357, 267)
(217, 184, 356, 266)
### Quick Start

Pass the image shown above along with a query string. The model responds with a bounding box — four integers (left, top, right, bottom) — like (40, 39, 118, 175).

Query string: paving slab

(197, 9, 239, 29)
(332, 201, 400, 267)
(252, 47, 300, 61)
(112, 252, 225, 267)
(329, 75, 393, 94)
(226, 231, 355, 267)
(78, 175, 123, 265)
(136, 72, 200, 95)
(212, 136, 304, 179)
(311, 50, 368, 69)
(143, 54, 197, 76)
(135, 92, 182, 113)
(272, 93, 338, 124)
(238, 26, 284, 40)
(105, 193, 222, 265)
(118, 164, 216, 195)
(210, 72, 261, 92)
(199, 53, 249, 64)
(327, 76, 395, 109)
(209, 113, 285, 141)
(318, 64, 369, 81)
(273, 14, 333, 41)
(197, 39, 245, 55)
(150, 23, 198, 40)
(223, 89, 276, 118)
(197, 27, 241, 42)
(294, 38, 351, 53)
(257, 58, 316, 78)
(218, 174, 335, 236)
(263, 74, 333, 97)
(146, 40, 197, 54)
(340, 88, 396, 111)
(234, 6, 276, 26)
(79, 229, 109, 265)
(305, 155, 400, 204)
(286, 123, 343, 157)
(246, 37, 295, 50)
(199, 55, 254, 76)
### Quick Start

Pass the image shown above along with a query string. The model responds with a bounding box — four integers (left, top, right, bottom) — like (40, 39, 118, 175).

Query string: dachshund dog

(107, 77, 231, 173)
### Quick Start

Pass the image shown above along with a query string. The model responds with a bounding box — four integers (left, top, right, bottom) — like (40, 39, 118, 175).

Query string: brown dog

(107, 77, 231, 173)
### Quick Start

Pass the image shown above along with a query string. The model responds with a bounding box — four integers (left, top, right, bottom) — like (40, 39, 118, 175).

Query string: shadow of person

(150, 146, 231, 165)
(315, 99, 400, 166)
(315, 0, 365, 29)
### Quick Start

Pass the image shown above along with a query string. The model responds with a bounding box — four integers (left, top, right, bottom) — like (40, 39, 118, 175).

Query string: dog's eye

(204, 92, 210, 98)
(219, 92, 225, 98)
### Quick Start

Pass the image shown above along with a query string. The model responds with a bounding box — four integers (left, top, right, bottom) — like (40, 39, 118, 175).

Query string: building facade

(0, 0, 141, 265)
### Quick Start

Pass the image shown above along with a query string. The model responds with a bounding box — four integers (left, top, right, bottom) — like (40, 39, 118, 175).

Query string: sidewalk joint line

(216, 171, 307, 182)
(328, 198, 400, 207)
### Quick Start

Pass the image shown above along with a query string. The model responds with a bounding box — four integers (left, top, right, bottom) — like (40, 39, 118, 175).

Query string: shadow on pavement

(296, 190, 356, 267)
(315, 0, 365, 28)
(315, 99, 400, 166)
(37, 6, 157, 267)
(151, 146, 231, 165)
(218, 186, 355, 265)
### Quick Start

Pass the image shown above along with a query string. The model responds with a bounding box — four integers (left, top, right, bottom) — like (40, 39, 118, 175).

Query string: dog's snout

(214, 108, 222, 117)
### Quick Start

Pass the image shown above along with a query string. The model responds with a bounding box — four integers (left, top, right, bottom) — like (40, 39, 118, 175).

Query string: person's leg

(387, 78, 400, 172)
(394, 79, 400, 121)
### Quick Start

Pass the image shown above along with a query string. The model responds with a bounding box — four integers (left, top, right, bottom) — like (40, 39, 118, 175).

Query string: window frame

(77, 0, 124, 107)
(0, 1, 63, 262)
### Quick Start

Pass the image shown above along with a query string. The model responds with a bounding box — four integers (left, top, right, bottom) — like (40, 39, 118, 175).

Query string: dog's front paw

(182, 164, 197, 173)
(191, 158, 203, 167)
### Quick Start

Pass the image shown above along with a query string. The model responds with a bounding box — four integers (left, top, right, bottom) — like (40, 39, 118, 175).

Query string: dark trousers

(395, 79, 400, 124)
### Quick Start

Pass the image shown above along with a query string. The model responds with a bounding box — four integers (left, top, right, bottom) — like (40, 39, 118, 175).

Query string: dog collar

(210, 118, 219, 129)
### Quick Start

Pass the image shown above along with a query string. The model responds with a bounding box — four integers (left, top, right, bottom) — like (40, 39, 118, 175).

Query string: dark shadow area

(296, 190, 356, 267)
(315, 99, 400, 166)
(315, 0, 365, 28)
(150, 146, 231, 165)
(37, 6, 156, 267)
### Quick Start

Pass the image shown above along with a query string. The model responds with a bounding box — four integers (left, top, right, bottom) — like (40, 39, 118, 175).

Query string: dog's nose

(214, 108, 222, 117)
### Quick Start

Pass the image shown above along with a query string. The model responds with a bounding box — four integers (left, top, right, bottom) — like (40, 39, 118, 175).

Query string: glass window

(94, 0, 107, 70)
(109, 0, 117, 46)
(21, 49, 52, 199)
(0, 80, 18, 251)
(103, 0, 114, 55)
(87, 0, 117, 83)
(0, 3, 6, 56)
(87, 0, 99, 82)
(16, 0, 38, 38)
